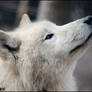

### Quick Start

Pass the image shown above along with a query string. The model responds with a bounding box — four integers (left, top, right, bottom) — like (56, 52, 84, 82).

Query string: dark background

(0, 0, 92, 90)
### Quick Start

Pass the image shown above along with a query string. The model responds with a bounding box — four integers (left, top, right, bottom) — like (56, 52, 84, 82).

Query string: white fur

(0, 14, 91, 91)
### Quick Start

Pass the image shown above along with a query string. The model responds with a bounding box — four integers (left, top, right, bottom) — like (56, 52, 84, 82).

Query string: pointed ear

(19, 14, 31, 28)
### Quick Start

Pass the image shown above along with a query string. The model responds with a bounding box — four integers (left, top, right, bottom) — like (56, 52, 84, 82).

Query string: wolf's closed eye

(3, 44, 19, 52)
(44, 33, 54, 40)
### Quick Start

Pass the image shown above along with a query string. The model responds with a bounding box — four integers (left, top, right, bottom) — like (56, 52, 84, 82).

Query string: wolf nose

(84, 16, 92, 25)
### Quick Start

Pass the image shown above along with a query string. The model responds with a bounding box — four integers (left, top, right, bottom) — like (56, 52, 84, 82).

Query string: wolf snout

(84, 16, 92, 25)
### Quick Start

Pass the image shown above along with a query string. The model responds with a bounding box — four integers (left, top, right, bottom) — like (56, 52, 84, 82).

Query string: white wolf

(0, 14, 91, 91)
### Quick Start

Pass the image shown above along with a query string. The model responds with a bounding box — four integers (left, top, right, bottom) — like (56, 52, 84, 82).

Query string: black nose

(84, 16, 92, 25)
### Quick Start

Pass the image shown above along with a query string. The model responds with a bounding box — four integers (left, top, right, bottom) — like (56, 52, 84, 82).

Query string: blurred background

(0, 0, 92, 91)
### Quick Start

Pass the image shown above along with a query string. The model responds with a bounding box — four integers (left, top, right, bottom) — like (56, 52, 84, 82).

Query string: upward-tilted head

(0, 14, 91, 91)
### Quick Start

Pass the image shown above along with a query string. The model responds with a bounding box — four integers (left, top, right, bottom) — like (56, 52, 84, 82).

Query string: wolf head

(0, 14, 91, 91)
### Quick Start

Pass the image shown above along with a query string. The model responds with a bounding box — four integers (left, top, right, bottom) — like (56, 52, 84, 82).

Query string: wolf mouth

(70, 32, 92, 54)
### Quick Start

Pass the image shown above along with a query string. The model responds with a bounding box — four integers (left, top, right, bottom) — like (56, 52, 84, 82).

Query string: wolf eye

(45, 33, 54, 40)
(3, 44, 19, 52)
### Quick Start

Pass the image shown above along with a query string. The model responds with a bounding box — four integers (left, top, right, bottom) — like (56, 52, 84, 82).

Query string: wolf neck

(22, 70, 77, 91)
(59, 69, 77, 91)
(44, 66, 77, 91)
(21, 63, 77, 91)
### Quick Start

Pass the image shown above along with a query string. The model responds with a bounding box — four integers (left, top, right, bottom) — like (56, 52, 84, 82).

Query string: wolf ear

(19, 14, 31, 28)
(0, 31, 20, 61)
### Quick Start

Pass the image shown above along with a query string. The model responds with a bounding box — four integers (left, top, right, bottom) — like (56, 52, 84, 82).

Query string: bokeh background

(0, 0, 92, 91)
